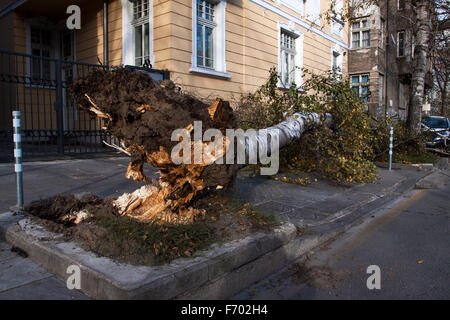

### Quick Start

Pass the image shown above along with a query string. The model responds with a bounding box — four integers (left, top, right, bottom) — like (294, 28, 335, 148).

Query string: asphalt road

(234, 170, 450, 300)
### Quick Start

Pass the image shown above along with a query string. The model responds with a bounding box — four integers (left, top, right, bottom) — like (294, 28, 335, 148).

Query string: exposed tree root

(71, 68, 239, 224)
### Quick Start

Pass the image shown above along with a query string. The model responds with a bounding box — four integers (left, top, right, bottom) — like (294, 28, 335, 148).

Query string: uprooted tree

(71, 68, 330, 225)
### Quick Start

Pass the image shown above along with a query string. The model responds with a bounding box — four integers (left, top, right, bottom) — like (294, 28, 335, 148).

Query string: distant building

(348, 0, 433, 120)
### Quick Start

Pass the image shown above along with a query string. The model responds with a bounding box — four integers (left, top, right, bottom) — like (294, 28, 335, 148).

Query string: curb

(0, 215, 300, 300)
(374, 161, 434, 171)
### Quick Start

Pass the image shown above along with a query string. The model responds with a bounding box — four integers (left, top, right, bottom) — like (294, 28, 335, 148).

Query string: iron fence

(0, 50, 169, 162)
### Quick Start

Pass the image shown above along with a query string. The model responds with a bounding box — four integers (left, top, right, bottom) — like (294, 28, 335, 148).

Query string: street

(234, 170, 450, 300)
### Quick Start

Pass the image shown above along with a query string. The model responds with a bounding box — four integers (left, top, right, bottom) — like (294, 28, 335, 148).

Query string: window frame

(190, 0, 230, 79)
(351, 19, 371, 49)
(121, 0, 154, 67)
(131, 0, 152, 67)
(397, 31, 406, 57)
(278, 22, 304, 90)
(196, 0, 217, 69)
(24, 19, 59, 88)
(280, 30, 297, 85)
(351, 74, 370, 102)
(30, 27, 53, 81)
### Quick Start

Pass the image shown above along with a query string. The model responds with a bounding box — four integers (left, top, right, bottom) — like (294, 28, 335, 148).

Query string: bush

(235, 67, 378, 183)
(371, 116, 438, 164)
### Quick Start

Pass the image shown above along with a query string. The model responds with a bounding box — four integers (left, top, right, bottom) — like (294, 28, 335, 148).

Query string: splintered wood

(71, 68, 239, 225)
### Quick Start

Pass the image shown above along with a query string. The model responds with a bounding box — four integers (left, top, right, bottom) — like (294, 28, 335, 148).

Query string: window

(280, 30, 297, 86)
(191, 0, 228, 78)
(121, 0, 153, 66)
(332, 49, 342, 76)
(398, 0, 405, 10)
(352, 31, 360, 48)
(132, 0, 150, 66)
(397, 31, 405, 57)
(305, 0, 321, 25)
(30, 27, 52, 81)
(196, 0, 216, 68)
(351, 19, 370, 48)
(351, 74, 370, 102)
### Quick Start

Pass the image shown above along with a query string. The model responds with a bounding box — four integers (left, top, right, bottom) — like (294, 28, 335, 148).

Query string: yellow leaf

(417, 260, 424, 264)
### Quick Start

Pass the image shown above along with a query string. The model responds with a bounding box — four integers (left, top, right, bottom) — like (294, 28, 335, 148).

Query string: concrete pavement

(0, 157, 439, 299)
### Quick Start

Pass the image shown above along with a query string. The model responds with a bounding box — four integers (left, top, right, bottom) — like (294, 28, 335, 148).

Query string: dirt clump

(24, 192, 278, 266)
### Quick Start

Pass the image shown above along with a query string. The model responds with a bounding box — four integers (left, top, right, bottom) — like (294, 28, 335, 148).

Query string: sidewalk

(0, 157, 437, 299)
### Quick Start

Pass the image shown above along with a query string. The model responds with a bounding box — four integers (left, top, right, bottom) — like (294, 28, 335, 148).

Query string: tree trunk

(407, 0, 431, 135)
(441, 83, 447, 116)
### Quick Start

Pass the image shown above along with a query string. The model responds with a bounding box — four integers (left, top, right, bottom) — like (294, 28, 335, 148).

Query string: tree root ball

(71, 68, 239, 224)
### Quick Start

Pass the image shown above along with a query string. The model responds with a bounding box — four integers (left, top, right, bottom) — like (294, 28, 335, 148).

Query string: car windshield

(422, 117, 449, 129)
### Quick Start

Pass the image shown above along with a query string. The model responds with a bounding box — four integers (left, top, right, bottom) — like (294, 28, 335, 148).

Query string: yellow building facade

(0, 0, 349, 102)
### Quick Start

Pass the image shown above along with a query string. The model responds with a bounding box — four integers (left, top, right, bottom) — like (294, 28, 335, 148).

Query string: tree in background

(325, 0, 439, 135)
(429, 0, 449, 117)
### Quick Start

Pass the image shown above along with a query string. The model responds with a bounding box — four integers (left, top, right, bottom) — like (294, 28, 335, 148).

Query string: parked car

(421, 116, 450, 151)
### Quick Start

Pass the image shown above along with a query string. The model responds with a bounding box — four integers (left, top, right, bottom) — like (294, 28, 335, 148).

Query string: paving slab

(0, 276, 89, 300)
(0, 255, 52, 292)
(0, 241, 16, 262)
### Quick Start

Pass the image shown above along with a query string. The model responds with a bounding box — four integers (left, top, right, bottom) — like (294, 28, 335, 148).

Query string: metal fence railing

(0, 50, 169, 162)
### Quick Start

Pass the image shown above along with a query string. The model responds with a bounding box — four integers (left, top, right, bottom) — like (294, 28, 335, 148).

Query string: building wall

(1, 0, 349, 104)
(348, 0, 433, 120)
(153, 0, 349, 101)
(348, 4, 386, 117)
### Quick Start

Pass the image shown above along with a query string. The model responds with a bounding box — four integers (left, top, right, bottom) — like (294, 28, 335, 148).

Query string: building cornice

(249, 0, 349, 50)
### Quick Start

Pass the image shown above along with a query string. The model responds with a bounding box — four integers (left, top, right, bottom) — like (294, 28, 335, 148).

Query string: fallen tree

(71, 68, 331, 224)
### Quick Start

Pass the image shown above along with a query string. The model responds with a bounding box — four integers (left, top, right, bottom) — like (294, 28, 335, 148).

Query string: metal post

(13, 111, 23, 208)
(389, 126, 394, 171)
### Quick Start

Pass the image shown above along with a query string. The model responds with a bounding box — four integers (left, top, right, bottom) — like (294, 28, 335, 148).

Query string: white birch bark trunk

(407, 0, 431, 135)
